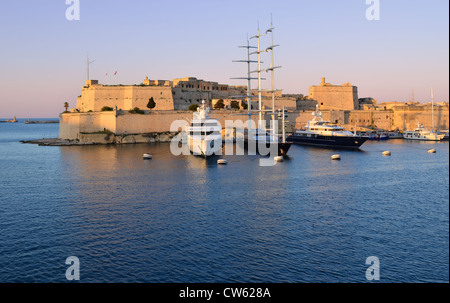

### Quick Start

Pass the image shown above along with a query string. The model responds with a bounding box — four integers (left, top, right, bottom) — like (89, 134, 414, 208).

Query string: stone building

(308, 77, 359, 110)
(75, 77, 248, 112)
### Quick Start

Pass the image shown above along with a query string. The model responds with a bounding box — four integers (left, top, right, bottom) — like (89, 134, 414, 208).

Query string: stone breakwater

(21, 131, 179, 146)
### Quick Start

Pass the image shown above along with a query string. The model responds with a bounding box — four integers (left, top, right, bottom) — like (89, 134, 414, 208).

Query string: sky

(0, 0, 448, 118)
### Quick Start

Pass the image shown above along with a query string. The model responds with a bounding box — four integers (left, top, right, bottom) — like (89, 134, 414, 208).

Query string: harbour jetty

(0, 116, 17, 123)
(25, 119, 59, 124)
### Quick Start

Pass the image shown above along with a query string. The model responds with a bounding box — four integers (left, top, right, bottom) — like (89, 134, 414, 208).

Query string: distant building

(308, 77, 359, 110)
(76, 77, 247, 112)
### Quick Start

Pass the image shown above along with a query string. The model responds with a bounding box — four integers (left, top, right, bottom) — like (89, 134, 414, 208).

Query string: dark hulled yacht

(287, 106, 368, 149)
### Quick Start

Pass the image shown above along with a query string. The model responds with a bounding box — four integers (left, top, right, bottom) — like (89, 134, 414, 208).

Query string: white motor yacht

(403, 124, 445, 141)
(184, 101, 222, 157)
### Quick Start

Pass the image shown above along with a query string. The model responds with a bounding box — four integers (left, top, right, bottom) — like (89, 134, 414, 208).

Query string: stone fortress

(59, 75, 449, 143)
(76, 77, 247, 112)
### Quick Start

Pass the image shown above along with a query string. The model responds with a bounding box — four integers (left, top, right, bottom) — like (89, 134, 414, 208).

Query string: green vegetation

(230, 101, 240, 110)
(103, 128, 114, 135)
(147, 97, 156, 110)
(129, 107, 145, 114)
(189, 104, 199, 111)
(101, 106, 114, 111)
(214, 99, 225, 109)
(64, 102, 69, 112)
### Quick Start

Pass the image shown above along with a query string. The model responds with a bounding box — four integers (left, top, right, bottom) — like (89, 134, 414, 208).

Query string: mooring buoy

(331, 154, 341, 160)
(217, 159, 228, 165)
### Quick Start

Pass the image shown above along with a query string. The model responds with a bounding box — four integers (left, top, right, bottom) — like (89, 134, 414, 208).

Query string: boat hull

(188, 136, 222, 157)
(286, 134, 368, 149)
(403, 133, 445, 141)
(244, 139, 292, 157)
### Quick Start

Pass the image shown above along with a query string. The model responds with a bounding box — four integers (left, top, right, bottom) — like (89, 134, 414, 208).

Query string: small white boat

(143, 153, 152, 159)
(428, 149, 436, 154)
(217, 159, 228, 165)
(382, 151, 391, 156)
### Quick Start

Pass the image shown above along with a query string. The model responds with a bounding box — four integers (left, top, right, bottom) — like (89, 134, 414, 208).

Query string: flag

(106, 72, 108, 76)
(114, 71, 118, 76)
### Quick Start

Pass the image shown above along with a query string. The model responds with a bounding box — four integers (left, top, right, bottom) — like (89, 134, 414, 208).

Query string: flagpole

(86, 52, 96, 81)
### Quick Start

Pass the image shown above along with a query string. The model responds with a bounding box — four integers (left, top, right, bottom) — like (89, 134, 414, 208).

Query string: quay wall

(58, 110, 261, 141)
(59, 106, 449, 142)
(289, 106, 449, 132)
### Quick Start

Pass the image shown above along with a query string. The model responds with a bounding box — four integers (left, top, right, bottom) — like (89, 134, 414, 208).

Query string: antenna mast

(86, 52, 96, 81)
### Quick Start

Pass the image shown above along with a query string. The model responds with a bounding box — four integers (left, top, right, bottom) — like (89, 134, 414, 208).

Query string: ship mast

(431, 87, 435, 133)
(232, 38, 259, 129)
(265, 17, 281, 140)
(250, 25, 266, 130)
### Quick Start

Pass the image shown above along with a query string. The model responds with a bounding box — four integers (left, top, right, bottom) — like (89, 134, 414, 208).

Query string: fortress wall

(259, 97, 298, 110)
(392, 106, 449, 131)
(309, 85, 358, 110)
(173, 88, 211, 110)
(297, 99, 318, 111)
(58, 110, 262, 140)
(115, 111, 261, 134)
(58, 111, 117, 140)
(129, 86, 175, 110)
(76, 85, 175, 112)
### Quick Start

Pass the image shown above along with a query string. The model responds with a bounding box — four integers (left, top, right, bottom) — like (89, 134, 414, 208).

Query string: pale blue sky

(0, 0, 448, 117)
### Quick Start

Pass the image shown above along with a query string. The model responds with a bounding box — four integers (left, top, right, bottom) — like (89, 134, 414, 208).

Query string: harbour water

(0, 120, 448, 283)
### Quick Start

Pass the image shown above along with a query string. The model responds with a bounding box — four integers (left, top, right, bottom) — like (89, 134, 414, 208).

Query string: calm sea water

(0, 120, 448, 283)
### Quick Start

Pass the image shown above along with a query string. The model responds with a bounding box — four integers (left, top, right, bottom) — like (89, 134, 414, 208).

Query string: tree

(64, 102, 69, 112)
(101, 106, 114, 111)
(189, 104, 199, 111)
(214, 99, 225, 109)
(147, 97, 156, 110)
(129, 107, 145, 114)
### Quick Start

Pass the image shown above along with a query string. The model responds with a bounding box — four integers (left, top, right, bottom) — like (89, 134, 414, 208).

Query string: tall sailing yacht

(232, 20, 291, 157)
